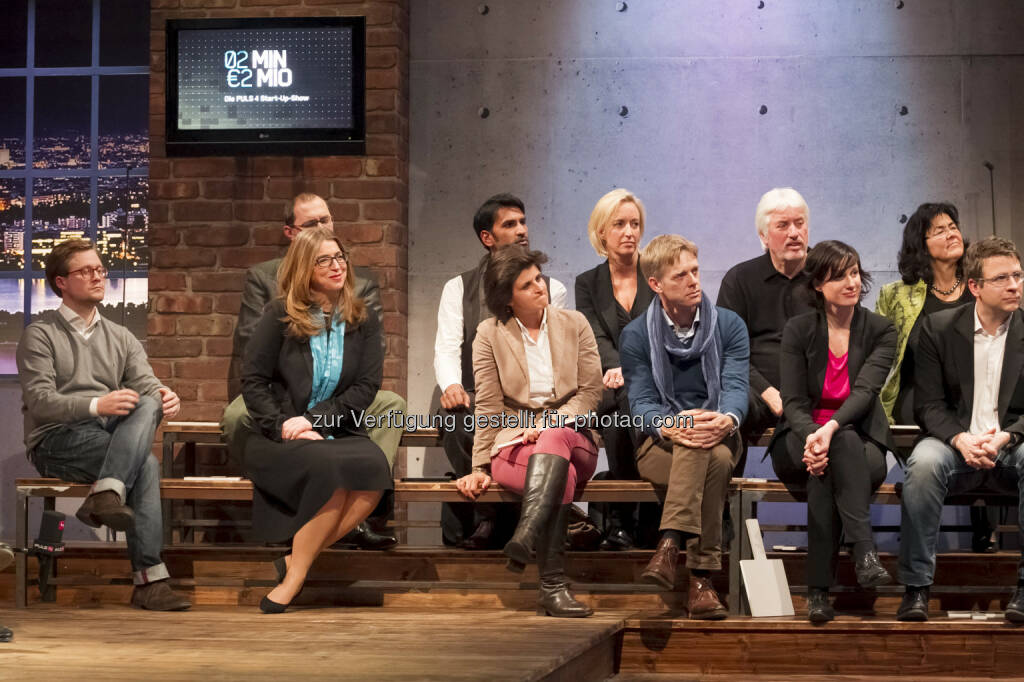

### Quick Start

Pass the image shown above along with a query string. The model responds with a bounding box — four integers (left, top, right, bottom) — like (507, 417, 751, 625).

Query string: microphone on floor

(5, 510, 67, 600)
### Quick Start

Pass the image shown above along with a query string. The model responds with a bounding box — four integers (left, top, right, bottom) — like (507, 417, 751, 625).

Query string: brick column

(148, 1, 409, 427)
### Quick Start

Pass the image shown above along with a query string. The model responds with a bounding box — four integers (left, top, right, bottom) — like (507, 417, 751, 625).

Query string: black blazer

(575, 260, 654, 372)
(914, 304, 1024, 444)
(241, 299, 383, 441)
(770, 306, 897, 456)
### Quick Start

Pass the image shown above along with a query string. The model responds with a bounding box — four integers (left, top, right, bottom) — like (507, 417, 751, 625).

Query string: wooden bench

(10, 423, 938, 611)
(15, 476, 730, 609)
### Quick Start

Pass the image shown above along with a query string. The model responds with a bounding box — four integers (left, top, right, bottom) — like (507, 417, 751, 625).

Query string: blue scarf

(308, 310, 346, 417)
(645, 295, 722, 414)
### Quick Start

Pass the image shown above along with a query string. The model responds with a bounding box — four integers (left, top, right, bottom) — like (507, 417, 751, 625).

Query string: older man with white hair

(717, 188, 816, 451)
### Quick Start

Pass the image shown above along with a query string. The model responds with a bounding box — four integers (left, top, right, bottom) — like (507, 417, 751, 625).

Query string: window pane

(31, 177, 91, 271)
(0, 179, 27, 272)
(100, 0, 149, 66)
(0, 1, 28, 68)
(34, 77, 91, 169)
(0, 277, 25, 374)
(0, 78, 27, 170)
(35, 0, 92, 68)
(99, 75, 149, 168)
(33, 276, 148, 339)
(97, 176, 148, 272)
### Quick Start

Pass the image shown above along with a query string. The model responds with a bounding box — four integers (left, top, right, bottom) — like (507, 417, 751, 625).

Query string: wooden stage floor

(0, 605, 627, 681)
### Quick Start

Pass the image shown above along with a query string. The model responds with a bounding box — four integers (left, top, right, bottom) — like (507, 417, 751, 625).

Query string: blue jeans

(29, 395, 167, 585)
(899, 436, 1024, 586)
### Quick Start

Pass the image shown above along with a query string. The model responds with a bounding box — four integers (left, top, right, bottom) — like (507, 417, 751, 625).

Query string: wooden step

(618, 613, 1024, 677)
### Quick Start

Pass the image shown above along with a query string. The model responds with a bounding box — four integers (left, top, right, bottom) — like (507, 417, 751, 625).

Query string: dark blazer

(771, 306, 897, 456)
(574, 260, 654, 372)
(914, 304, 1024, 444)
(241, 299, 383, 441)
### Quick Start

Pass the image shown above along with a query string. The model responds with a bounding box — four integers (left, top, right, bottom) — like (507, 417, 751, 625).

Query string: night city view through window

(0, 0, 150, 374)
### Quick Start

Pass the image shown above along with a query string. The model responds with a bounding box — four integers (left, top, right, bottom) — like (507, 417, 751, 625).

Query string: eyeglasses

(66, 266, 108, 279)
(978, 271, 1024, 288)
(926, 224, 960, 240)
(294, 215, 333, 229)
(314, 252, 348, 269)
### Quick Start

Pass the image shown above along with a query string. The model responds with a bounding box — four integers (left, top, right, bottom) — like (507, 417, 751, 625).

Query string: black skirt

(242, 430, 393, 543)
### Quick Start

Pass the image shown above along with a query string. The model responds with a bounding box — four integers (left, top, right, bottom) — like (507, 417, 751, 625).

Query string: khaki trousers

(636, 432, 741, 570)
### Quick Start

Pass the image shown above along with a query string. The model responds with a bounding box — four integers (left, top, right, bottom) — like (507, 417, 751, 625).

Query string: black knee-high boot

(536, 505, 593, 617)
(504, 454, 569, 572)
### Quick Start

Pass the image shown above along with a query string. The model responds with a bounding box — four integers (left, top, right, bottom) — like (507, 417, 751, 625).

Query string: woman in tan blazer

(456, 245, 603, 617)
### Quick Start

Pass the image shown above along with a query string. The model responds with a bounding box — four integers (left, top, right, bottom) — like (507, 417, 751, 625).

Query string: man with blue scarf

(620, 234, 750, 619)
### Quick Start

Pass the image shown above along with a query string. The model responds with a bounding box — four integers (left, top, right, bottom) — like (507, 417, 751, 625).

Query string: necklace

(930, 277, 961, 297)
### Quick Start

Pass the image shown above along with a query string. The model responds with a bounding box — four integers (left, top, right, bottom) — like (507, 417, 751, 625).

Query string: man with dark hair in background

(17, 238, 190, 611)
(223, 192, 404, 550)
(433, 193, 568, 548)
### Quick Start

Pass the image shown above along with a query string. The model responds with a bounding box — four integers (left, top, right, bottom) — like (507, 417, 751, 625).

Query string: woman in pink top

(767, 241, 897, 623)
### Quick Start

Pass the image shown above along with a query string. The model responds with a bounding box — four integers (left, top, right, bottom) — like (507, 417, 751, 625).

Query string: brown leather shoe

(687, 574, 727, 620)
(76, 490, 134, 532)
(131, 580, 191, 611)
(640, 537, 679, 590)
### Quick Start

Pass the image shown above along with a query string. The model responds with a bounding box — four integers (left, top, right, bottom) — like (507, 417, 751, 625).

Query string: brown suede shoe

(131, 580, 192, 611)
(687, 574, 728, 620)
(640, 537, 679, 590)
(76, 490, 134, 532)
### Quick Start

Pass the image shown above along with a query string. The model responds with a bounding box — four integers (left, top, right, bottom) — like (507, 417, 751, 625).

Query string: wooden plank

(4, 606, 626, 681)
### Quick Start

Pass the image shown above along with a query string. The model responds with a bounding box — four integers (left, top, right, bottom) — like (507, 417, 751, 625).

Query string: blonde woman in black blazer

(575, 188, 654, 550)
(768, 241, 897, 622)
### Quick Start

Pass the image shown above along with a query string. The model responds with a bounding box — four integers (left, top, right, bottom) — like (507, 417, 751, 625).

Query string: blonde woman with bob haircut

(241, 226, 391, 614)
(575, 188, 655, 550)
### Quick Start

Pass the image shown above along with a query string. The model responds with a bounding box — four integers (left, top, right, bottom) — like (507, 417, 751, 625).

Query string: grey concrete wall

(406, 0, 1024, 544)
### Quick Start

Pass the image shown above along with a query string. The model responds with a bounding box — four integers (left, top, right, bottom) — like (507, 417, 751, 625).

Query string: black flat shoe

(1005, 588, 1024, 623)
(259, 595, 288, 614)
(599, 527, 635, 552)
(896, 586, 929, 622)
(854, 549, 892, 588)
(806, 588, 834, 624)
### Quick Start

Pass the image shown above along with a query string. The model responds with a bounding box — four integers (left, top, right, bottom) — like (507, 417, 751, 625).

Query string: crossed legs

(268, 489, 383, 605)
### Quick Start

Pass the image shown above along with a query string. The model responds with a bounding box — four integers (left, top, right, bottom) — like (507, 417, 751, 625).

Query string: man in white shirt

(17, 238, 189, 611)
(434, 193, 567, 547)
(899, 236, 1024, 622)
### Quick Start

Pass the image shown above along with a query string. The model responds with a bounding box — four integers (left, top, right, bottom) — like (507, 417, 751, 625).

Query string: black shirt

(717, 252, 815, 394)
(895, 286, 974, 425)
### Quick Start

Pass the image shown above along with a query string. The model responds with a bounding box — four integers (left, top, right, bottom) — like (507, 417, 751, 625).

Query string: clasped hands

(953, 428, 1012, 470)
(281, 416, 324, 441)
(802, 420, 839, 477)
(96, 386, 180, 419)
(660, 409, 734, 449)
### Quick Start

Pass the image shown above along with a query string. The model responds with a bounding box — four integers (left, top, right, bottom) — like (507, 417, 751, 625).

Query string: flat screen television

(166, 17, 365, 156)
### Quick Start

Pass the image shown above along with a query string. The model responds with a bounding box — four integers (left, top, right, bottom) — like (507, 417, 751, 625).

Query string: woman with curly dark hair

(876, 202, 971, 426)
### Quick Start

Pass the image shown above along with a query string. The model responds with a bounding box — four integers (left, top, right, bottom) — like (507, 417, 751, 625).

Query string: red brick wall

(147, 0, 409, 424)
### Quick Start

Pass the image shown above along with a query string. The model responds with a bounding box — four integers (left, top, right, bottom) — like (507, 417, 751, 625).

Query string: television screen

(166, 17, 365, 156)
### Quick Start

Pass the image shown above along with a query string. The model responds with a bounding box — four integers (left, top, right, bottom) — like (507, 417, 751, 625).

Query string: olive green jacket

(874, 279, 927, 422)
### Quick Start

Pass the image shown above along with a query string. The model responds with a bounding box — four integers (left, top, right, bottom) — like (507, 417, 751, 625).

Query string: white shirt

(969, 305, 1010, 435)
(433, 273, 567, 391)
(59, 303, 100, 340)
(59, 303, 102, 417)
(663, 306, 699, 342)
(515, 310, 556, 409)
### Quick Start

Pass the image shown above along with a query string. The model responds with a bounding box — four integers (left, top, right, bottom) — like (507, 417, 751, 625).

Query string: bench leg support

(15, 489, 28, 608)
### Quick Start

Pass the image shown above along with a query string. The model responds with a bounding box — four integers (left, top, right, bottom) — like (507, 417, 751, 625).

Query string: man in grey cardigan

(17, 238, 190, 611)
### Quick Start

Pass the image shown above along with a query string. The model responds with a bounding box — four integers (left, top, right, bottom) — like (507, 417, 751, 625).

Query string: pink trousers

(490, 428, 598, 505)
